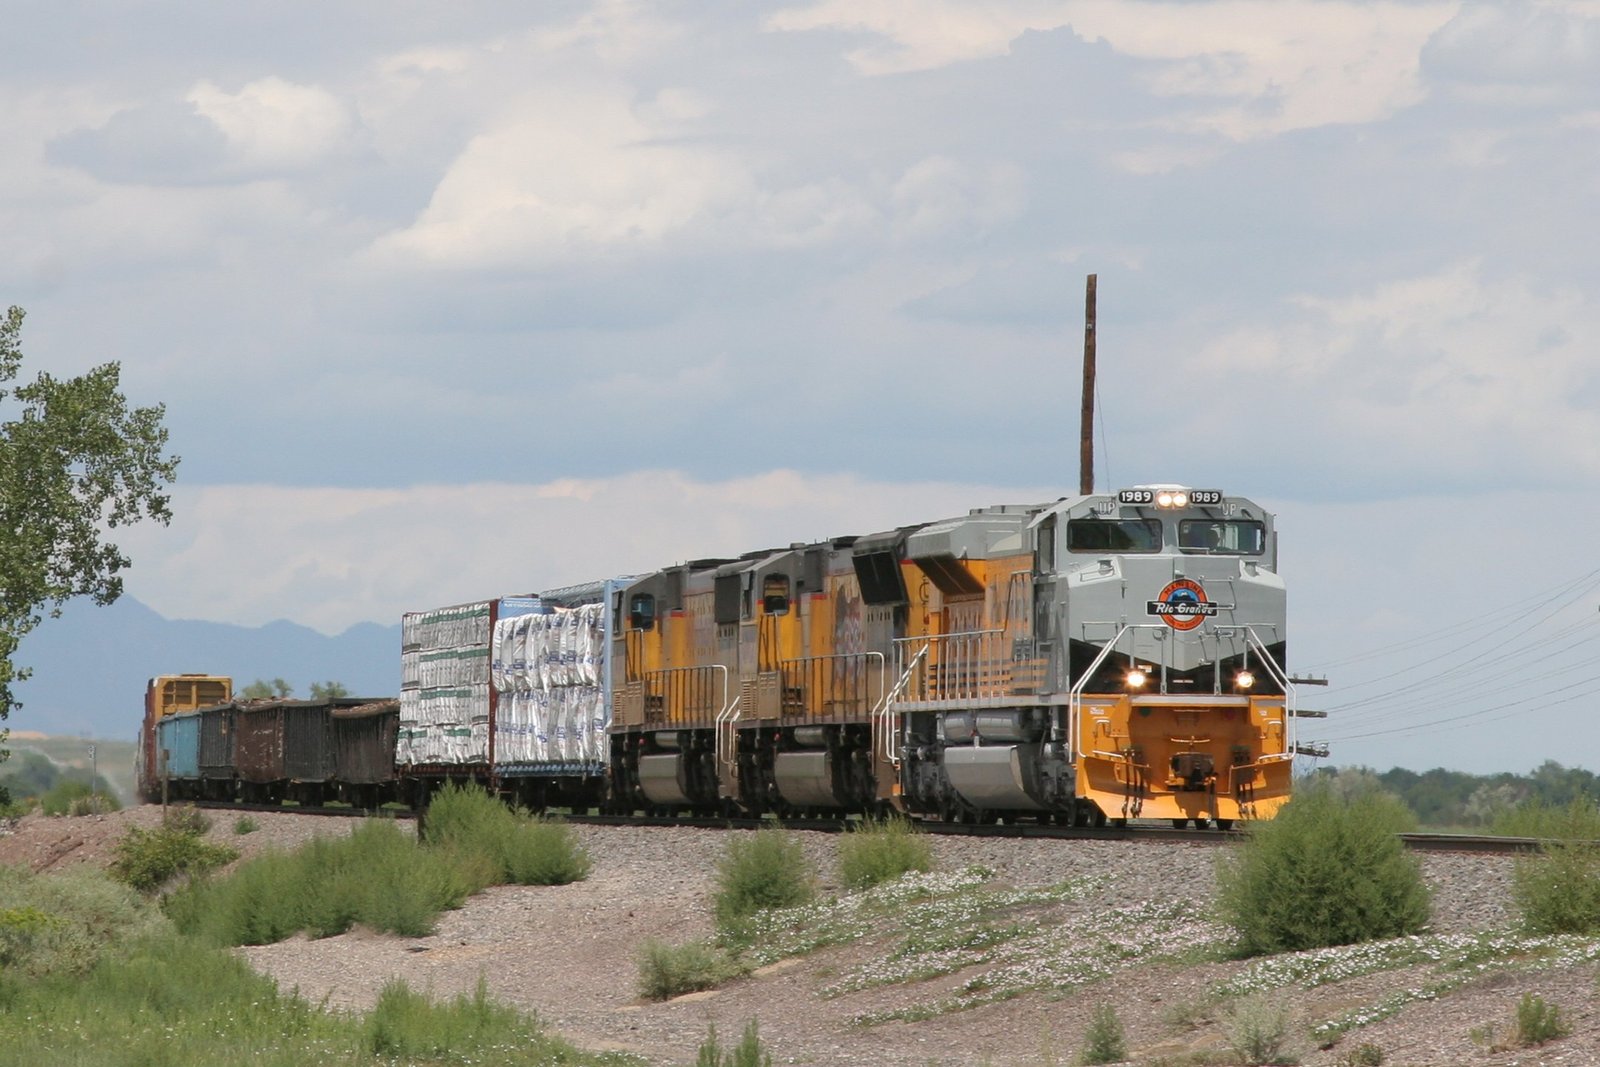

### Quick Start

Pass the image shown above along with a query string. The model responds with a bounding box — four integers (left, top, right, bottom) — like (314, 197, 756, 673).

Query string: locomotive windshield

(1067, 518, 1162, 553)
(1178, 519, 1266, 555)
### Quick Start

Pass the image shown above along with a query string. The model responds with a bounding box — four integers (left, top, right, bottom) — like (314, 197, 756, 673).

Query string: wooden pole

(1080, 274, 1097, 496)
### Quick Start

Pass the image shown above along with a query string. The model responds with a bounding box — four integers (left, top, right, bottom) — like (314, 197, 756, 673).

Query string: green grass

(167, 817, 475, 944)
(0, 927, 629, 1067)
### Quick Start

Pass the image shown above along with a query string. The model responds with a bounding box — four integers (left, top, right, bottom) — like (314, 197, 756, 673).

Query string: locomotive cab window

(761, 575, 791, 615)
(1067, 518, 1161, 553)
(627, 593, 657, 630)
(1178, 520, 1266, 555)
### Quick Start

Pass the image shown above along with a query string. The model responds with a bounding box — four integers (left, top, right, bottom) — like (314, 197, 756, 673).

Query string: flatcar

(140, 484, 1299, 826)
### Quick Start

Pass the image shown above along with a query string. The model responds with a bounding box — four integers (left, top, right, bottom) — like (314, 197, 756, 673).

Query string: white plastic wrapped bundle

(513, 614, 534, 692)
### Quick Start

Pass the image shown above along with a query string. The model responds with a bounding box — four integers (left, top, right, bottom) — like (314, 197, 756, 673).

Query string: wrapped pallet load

(402, 580, 623, 780)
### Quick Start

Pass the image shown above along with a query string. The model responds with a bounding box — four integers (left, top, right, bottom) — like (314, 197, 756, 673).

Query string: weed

(422, 781, 591, 887)
(1076, 1002, 1127, 1065)
(714, 829, 815, 935)
(696, 1020, 773, 1067)
(232, 815, 259, 835)
(637, 938, 746, 1000)
(1224, 994, 1299, 1066)
(1335, 1043, 1383, 1066)
(838, 816, 933, 890)
(1513, 992, 1568, 1046)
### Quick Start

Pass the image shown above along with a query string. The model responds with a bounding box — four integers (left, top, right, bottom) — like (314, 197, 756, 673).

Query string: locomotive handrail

(711, 665, 740, 785)
(876, 643, 930, 767)
(1067, 624, 1131, 760)
(777, 651, 886, 718)
(1243, 626, 1296, 764)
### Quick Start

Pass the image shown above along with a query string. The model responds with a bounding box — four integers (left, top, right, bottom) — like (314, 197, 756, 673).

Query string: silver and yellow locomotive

(608, 484, 1295, 825)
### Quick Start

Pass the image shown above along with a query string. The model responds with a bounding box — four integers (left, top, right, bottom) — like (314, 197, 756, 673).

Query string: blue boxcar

(154, 710, 202, 783)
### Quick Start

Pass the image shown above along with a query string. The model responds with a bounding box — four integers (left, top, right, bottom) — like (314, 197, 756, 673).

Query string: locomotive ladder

(873, 640, 931, 768)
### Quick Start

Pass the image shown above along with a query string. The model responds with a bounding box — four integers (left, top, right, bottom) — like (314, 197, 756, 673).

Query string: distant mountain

(5, 597, 400, 742)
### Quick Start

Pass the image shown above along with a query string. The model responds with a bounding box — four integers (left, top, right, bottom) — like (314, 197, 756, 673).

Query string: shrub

(0, 865, 165, 980)
(1491, 797, 1600, 840)
(637, 938, 746, 1000)
(1514, 993, 1568, 1047)
(837, 816, 932, 890)
(109, 821, 238, 893)
(1077, 1002, 1127, 1065)
(714, 830, 815, 934)
(1510, 800, 1600, 935)
(233, 815, 259, 835)
(422, 781, 590, 887)
(1225, 994, 1299, 1066)
(696, 1021, 773, 1067)
(168, 817, 474, 945)
(1215, 781, 1429, 955)
(41, 779, 119, 816)
(1337, 1043, 1384, 1066)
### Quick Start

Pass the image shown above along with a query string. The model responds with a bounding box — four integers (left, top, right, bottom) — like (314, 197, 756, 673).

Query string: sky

(4, 0, 1599, 774)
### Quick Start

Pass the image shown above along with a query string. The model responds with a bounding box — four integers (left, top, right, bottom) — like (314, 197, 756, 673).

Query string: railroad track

(184, 800, 1542, 854)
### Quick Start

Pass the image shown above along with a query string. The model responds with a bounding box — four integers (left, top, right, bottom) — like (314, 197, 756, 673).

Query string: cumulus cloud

(1422, 1, 1600, 101)
(117, 471, 1056, 633)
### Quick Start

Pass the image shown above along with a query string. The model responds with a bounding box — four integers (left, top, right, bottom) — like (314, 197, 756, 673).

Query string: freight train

(138, 484, 1299, 827)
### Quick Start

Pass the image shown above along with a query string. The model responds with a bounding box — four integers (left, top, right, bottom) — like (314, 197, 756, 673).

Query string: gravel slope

(4, 809, 1597, 1065)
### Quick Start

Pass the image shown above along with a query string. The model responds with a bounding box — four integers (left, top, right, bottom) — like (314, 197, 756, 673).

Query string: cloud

(1423, 1, 1600, 98)
(117, 471, 1057, 633)
(365, 87, 750, 267)
(186, 77, 359, 171)
(48, 77, 360, 186)
(1186, 262, 1600, 491)
(771, 0, 1455, 138)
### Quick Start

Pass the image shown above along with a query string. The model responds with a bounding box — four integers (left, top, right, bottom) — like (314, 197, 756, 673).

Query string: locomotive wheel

(1215, 819, 1235, 831)
(1171, 818, 1188, 830)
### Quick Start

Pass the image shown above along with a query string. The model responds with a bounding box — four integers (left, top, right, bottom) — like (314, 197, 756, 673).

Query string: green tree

(308, 681, 349, 700)
(0, 306, 177, 760)
(240, 678, 293, 700)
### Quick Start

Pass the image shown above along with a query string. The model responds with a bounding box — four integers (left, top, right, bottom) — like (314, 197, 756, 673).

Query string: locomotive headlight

(1156, 491, 1174, 508)
(1126, 668, 1148, 690)
(1235, 670, 1255, 690)
(1171, 491, 1189, 508)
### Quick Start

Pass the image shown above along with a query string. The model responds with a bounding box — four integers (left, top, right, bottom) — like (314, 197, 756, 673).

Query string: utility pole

(1080, 274, 1097, 496)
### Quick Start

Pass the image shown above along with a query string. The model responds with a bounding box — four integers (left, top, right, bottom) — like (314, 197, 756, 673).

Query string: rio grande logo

(1147, 579, 1217, 631)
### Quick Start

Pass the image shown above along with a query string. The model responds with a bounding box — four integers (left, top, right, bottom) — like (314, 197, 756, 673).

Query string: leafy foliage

(0, 305, 178, 726)
(837, 816, 932, 890)
(713, 829, 815, 936)
(0, 865, 165, 983)
(108, 809, 237, 893)
(1510, 800, 1600, 935)
(1216, 780, 1429, 956)
(239, 678, 293, 700)
(308, 680, 349, 700)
